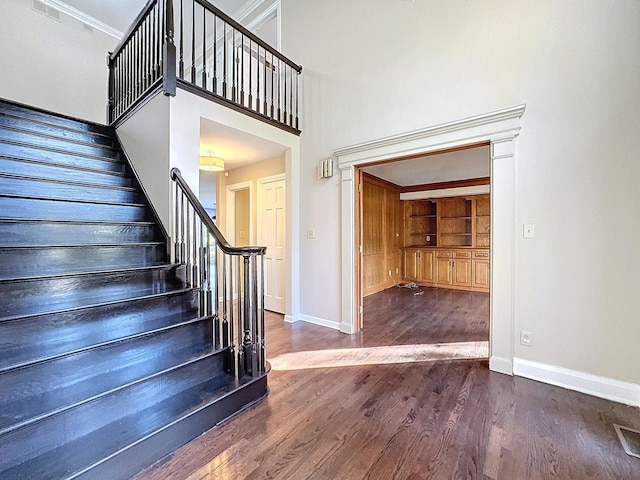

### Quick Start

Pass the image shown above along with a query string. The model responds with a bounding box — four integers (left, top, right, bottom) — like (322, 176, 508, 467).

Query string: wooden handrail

(171, 167, 266, 378)
(170, 168, 265, 256)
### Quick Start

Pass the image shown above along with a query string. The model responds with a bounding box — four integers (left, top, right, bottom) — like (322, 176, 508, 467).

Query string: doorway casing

(335, 104, 525, 375)
(226, 181, 253, 245)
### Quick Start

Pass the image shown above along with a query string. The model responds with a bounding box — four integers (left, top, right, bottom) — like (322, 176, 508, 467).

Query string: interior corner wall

(116, 94, 171, 230)
(281, 0, 640, 387)
(0, 0, 117, 123)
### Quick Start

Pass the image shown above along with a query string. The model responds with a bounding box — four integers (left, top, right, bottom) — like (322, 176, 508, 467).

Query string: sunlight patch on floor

(270, 341, 489, 371)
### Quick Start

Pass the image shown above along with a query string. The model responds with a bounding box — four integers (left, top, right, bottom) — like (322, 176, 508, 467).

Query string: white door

(258, 175, 286, 313)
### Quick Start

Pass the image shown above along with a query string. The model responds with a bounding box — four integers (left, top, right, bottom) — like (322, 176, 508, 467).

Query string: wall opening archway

(336, 105, 525, 375)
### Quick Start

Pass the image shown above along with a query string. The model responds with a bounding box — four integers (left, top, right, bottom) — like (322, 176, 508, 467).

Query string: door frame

(336, 104, 525, 376)
(226, 181, 253, 245)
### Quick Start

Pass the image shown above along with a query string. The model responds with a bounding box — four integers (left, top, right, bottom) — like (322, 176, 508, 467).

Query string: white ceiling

(200, 118, 287, 170)
(60, 0, 147, 33)
(362, 145, 490, 187)
(59, 0, 270, 36)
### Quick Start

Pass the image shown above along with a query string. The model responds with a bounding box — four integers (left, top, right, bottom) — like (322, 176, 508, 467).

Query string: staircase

(0, 99, 268, 480)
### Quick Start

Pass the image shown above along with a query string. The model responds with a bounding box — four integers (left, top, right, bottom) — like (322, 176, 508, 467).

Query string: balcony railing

(108, 0, 302, 134)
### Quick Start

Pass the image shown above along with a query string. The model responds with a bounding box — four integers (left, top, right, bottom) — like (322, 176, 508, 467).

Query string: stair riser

(0, 290, 199, 371)
(78, 375, 268, 480)
(0, 221, 158, 246)
(0, 114, 115, 147)
(0, 144, 125, 173)
(0, 245, 166, 279)
(0, 100, 111, 136)
(0, 267, 182, 320)
(0, 196, 149, 222)
(0, 354, 226, 474)
(0, 157, 130, 187)
(0, 319, 214, 433)
(0, 175, 139, 204)
(0, 128, 120, 160)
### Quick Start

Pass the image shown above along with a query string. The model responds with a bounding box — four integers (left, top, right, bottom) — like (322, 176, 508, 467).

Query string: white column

(489, 135, 517, 375)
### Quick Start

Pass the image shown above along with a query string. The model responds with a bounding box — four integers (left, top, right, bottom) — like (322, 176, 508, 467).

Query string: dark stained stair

(0, 99, 268, 480)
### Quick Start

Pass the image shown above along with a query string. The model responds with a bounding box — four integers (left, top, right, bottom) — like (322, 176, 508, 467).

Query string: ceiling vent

(32, 0, 61, 21)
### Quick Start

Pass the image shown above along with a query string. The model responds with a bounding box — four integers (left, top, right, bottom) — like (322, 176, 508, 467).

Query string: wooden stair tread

(0, 265, 185, 322)
(0, 171, 137, 192)
(0, 318, 216, 434)
(0, 153, 128, 177)
(0, 111, 115, 146)
(0, 357, 238, 480)
(0, 289, 199, 371)
(0, 99, 111, 136)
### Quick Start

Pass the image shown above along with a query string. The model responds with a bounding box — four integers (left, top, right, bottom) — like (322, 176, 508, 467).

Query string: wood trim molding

(401, 176, 489, 193)
(335, 104, 525, 164)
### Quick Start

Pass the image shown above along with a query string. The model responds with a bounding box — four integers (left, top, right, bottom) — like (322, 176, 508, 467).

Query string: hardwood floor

(133, 287, 640, 479)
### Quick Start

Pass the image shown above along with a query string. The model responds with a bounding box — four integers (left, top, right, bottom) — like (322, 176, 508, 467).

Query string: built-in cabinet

(403, 248, 434, 283)
(402, 194, 490, 292)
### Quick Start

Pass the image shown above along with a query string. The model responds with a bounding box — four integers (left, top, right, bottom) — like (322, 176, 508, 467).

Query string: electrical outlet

(395, 268, 399, 274)
(306, 229, 315, 239)
(388, 269, 392, 277)
(520, 330, 532, 346)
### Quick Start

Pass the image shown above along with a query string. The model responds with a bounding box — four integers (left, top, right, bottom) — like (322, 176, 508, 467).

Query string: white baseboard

(514, 358, 640, 407)
(284, 313, 301, 323)
(299, 314, 341, 330)
(339, 322, 355, 334)
(489, 355, 513, 375)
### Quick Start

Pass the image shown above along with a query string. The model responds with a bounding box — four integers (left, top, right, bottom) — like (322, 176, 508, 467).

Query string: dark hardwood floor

(133, 287, 640, 479)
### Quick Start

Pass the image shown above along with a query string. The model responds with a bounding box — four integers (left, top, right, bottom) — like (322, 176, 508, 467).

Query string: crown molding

(38, 0, 124, 38)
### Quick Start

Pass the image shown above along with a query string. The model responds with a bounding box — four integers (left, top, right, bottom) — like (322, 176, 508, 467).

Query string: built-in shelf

(403, 194, 490, 249)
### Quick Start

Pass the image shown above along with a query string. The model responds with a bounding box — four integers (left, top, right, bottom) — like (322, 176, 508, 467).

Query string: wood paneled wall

(362, 173, 401, 296)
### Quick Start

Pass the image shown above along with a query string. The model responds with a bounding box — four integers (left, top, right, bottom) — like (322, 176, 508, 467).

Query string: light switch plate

(523, 224, 535, 238)
(306, 229, 315, 239)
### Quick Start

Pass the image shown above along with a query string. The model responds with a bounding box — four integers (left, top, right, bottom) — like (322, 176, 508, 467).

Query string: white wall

(1, 0, 116, 123)
(117, 94, 171, 229)
(281, 0, 640, 387)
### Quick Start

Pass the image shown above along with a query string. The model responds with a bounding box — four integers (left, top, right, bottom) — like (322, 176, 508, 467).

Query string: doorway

(335, 104, 525, 375)
(356, 145, 491, 352)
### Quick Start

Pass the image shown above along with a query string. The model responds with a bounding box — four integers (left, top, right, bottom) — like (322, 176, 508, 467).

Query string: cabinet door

(419, 249, 434, 282)
(452, 258, 472, 287)
(403, 250, 419, 281)
(472, 259, 490, 289)
(434, 257, 452, 285)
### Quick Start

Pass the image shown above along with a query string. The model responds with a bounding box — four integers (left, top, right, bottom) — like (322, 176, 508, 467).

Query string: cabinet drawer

(435, 250, 452, 258)
(473, 250, 490, 259)
(453, 250, 471, 259)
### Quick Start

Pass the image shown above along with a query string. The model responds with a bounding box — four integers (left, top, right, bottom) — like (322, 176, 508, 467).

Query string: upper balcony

(107, 0, 301, 134)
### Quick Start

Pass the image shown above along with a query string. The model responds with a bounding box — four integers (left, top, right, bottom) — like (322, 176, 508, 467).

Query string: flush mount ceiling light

(199, 155, 225, 172)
